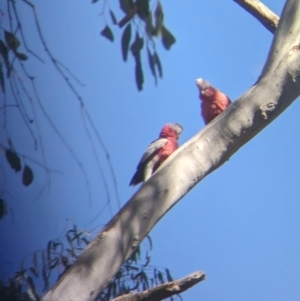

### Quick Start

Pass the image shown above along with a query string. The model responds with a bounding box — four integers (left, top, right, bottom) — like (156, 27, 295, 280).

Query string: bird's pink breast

(154, 138, 178, 171)
(201, 90, 231, 124)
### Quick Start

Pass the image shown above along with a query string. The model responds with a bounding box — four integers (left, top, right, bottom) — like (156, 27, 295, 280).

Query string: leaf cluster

(0, 225, 90, 300)
(96, 235, 179, 301)
(5, 148, 34, 187)
(99, 0, 175, 90)
(0, 225, 177, 301)
(0, 148, 34, 220)
(0, 29, 28, 92)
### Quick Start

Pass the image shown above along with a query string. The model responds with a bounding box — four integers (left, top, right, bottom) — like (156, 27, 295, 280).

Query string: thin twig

(22, 0, 121, 209)
(1, 143, 62, 174)
(8, 71, 38, 146)
(30, 76, 92, 203)
(111, 272, 205, 301)
(10, 0, 45, 63)
(56, 60, 85, 87)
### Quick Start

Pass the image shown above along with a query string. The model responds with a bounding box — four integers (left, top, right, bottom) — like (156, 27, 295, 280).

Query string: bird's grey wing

(138, 138, 168, 165)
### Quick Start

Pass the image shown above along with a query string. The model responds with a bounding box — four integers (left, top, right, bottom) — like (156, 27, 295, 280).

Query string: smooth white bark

(42, 1, 300, 300)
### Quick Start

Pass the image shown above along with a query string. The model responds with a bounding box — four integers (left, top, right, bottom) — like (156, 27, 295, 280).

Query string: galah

(196, 78, 231, 124)
(129, 123, 183, 186)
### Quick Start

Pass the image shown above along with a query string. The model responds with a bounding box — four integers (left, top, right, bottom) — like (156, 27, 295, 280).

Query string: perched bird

(130, 123, 183, 186)
(196, 78, 231, 124)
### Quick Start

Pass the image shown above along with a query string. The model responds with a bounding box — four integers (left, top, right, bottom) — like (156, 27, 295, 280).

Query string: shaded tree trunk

(42, 0, 300, 300)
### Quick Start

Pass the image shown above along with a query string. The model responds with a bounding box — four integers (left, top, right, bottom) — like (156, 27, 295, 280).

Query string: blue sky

(1, 0, 300, 300)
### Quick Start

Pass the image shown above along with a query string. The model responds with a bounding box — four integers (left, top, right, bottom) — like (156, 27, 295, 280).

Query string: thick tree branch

(42, 1, 300, 300)
(234, 0, 279, 33)
(111, 272, 205, 301)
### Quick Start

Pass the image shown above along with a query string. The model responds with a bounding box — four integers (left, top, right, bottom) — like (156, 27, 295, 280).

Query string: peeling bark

(42, 1, 300, 300)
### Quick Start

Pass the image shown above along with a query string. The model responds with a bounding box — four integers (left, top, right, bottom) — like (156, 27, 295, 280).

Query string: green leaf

(0, 40, 10, 77)
(15, 52, 28, 61)
(0, 199, 8, 219)
(134, 58, 144, 91)
(146, 234, 152, 250)
(49, 258, 59, 269)
(0, 40, 8, 60)
(4, 30, 20, 51)
(119, 0, 134, 13)
(110, 10, 117, 25)
(32, 252, 39, 277)
(22, 165, 34, 186)
(100, 26, 114, 42)
(26, 275, 37, 296)
(121, 24, 131, 61)
(157, 271, 164, 284)
(147, 48, 157, 84)
(30, 267, 38, 278)
(161, 25, 176, 50)
(153, 52, 162, 77)
(145, 12, 155, 37)
(154, 2, 164, 34)
(165, 268, 173, 282)
(5, 149, 21, 172)
(130, 33, 144, 54)
(42, 266, 50, 292)
(136, 0, 149, 20)
(130, 33, 144, 90)
(0, 64, 5, 92)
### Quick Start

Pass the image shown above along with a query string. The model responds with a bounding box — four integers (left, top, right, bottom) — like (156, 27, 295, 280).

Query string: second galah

(196, 78, 231, 124)
(129, 123, 183, 186)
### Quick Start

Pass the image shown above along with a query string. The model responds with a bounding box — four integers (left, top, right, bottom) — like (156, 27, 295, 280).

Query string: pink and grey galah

(129, 123, 183, 186)
(196, 78, 231, 125)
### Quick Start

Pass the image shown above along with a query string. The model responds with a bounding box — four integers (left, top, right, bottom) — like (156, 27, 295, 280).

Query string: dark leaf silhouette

(165, 268, 173, 282)
(101, 26, 114, 42)
(153, 52, 162, 77)
(32, 252, 39, 277)
(134, 57, 143, 91)
(154, 1, 164, 32)
(42, 266, 50, 292)
(0, 64, 4, 92)
(30, 267, 38, 278)
(136, 0, 150, 20)
(0, 40, 10, 77)
(119, 0, 135, 13)
(161, 25, 176, 50)
(4, 30, 20, 51)
(145, 12, 155, 36)
(5, 149, 21, 172)
(22, 165, 34, 186)
(15, 52, 28, 61)
(121, 24, 131, 61)
(147, 48, 157, 84)
(0, 198, 8, 219)
(110, 10, 117, 25)
(131, 33, 144, 90)
(27, 275, 39, 300)
(130, 33, 144, 54)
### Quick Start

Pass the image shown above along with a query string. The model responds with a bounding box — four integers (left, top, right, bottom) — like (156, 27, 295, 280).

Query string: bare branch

(233, 0, 279, 33)
(111, 272, 205, 301)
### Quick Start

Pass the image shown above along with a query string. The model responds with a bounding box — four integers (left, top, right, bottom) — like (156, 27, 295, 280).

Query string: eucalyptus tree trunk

(42, 0, 300, 300)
